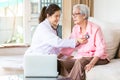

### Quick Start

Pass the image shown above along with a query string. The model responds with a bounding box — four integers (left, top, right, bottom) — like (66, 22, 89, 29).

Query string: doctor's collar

(51, 24, 58, 30)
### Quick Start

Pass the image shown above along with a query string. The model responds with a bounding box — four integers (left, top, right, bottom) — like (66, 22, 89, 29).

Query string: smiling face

(72, 8, 85, 25)
(47, 10, 61, 29)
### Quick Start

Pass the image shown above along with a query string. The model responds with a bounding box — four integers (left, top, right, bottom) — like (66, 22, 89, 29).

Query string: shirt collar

(45, 19, 58, 31)
(86, 21, 92, 35)
(77, 21, 92, 35)
(45, 19, 57, 34)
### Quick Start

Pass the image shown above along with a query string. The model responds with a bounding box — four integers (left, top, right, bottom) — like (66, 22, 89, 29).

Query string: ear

(83, 15, 86, 19)
(47, 14, 50, 17)
(83, 16, 85, 19)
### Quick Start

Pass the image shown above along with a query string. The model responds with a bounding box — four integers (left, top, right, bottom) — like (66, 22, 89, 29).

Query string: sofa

(86, 18, 120, 80)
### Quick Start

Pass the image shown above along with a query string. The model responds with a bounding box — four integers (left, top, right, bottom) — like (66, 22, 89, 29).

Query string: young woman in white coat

(25, 4, 82, 56)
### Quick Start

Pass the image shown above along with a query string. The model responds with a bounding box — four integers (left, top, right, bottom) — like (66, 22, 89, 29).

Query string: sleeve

(40, 28, 76, 48)
(94, 27, 106, 57)
(59, 26, 77, 56)
(60, 48, 74, 56)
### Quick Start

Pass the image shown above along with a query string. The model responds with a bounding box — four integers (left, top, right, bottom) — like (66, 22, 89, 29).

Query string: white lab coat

(25, 19, 76, 55)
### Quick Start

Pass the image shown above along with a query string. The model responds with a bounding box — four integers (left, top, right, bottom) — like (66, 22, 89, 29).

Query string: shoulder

(37, 20, 50, 31)
(72, 25, 79, 31)
(88, 21, 101, 31)
(33, 21, 49, 36)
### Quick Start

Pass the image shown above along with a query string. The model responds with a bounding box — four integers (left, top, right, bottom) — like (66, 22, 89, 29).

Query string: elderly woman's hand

(77, 38, 88, 45)
(85, 57, 99, 72)
(84, 63, 94, 72)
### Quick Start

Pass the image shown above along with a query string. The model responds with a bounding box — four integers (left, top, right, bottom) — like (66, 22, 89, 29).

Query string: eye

(72, 13, 81, 17)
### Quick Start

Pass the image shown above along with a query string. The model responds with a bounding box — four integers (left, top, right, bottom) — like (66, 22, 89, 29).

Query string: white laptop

(24, 53, 58, 78)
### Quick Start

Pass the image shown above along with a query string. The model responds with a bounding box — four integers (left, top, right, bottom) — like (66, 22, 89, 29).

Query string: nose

(57, 16, 60, 21)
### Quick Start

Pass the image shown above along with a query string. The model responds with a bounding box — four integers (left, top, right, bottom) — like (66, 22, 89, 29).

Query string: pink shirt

(61, 21, 108, 59)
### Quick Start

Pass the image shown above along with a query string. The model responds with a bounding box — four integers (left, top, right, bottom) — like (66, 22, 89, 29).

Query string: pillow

(89, 17, 120, 59)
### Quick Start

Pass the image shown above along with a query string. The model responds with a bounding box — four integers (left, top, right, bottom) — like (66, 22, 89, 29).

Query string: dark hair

(39, 3, 61, 23)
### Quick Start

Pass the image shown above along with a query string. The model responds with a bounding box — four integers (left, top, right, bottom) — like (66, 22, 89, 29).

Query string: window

(40, 0, 62, 10)
(0, 0, 24, 44)
(0, 0, 62, 45)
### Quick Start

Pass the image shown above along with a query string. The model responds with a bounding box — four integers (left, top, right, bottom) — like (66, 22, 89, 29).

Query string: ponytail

(39, 6, 47, 23)
(39, 4, 61, 23)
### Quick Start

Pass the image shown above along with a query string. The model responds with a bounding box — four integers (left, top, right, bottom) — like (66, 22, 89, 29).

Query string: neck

(51, 25, 58, 30)
(47, 18, 57, 30)
(79, 20, 88, 34)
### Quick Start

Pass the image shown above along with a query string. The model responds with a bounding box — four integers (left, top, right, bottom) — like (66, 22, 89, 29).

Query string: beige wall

(62, 0, 78, 38)
(94, 0, 120, 23)
(62, 1, 72, 38)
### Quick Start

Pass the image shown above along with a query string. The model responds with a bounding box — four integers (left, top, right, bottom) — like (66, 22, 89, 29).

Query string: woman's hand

(57, 53, 64, 59)
(85, 57, 99, 72)
(66, 56, 74, 60)
(77, 38, 88, 45)
(85, 63, 94, 72)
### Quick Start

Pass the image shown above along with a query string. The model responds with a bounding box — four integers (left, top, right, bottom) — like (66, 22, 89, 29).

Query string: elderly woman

(58, 4, 110, 80)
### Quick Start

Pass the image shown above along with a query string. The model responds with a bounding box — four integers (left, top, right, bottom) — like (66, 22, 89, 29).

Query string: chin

(74, 22, 78, 25)
(54, 23, 58, 26)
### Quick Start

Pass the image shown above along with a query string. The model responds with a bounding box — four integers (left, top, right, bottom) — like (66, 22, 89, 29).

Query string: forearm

(66, 55, 74, 60)
(85, 57, 99, 72)
(89, 56, 99, 65)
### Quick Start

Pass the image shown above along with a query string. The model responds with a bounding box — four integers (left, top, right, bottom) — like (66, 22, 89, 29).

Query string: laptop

(24, 53, 58, 78)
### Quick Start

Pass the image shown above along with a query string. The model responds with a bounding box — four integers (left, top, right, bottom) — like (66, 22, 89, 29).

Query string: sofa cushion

(86, 59, 120, 80)
(89, 17, 120, 59)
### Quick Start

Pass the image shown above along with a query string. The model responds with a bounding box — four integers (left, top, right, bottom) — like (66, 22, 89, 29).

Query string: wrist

(89, 62, 95, 66)
(75, 39, 80, 47)
(58, 53, 63, 58)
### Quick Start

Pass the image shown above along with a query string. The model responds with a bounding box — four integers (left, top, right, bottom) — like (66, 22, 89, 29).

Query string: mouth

(55, 21, 59, 25)
(73, 20, 77, 22)
(55, 20, 59, 23)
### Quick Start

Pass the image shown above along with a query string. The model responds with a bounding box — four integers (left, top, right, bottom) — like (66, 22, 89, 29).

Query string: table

(0, 74, 68, 80)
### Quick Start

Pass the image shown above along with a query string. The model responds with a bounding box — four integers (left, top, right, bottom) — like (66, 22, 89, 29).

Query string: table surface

(0, 74, 65, 80)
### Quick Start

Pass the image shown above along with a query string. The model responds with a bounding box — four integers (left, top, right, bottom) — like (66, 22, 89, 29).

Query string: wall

(62, 0, 72, 38)
(94, 0, 120, 23)
(62, 0, 83, 38)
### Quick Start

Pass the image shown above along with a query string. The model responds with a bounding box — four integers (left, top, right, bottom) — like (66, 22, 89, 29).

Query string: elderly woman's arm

(85, 27, 106, 72)
(85, 56, 99, 72)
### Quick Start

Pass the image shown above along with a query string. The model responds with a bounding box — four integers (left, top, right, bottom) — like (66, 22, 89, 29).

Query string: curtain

(72, 0, 94, 17)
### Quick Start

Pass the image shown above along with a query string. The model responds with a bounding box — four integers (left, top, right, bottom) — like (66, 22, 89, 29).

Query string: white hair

(73, 4, 90, 19)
